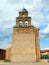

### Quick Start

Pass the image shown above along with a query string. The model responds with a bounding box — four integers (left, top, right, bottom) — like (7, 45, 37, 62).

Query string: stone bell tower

(16, 9, 31, 27)
(10, 9, 40, 62)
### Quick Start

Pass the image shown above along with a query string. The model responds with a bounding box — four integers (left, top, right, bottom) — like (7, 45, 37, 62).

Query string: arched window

(19, 21, 22, 27)
(25, 21, 28, 27)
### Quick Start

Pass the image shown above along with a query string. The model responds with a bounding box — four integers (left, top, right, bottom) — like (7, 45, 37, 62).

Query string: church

(6, 8, 41, 62)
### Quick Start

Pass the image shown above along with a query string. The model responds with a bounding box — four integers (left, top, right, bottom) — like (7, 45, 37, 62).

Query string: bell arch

(25, 21, 28, 27)
(19, 21, 22, 27)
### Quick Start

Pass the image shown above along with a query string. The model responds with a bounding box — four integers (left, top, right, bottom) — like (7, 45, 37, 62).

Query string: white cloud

(0, 43, 11, 49)
(32, 21, 40, 28)
(42, 0, 49, 11)
(44, 48, 49, 50)
(39, 34, 46, 39)
(0, 0, 49, 49)
(46, 15, 49, 21)
(41, 48, 49, 50)
(41, 24, 49, 34)
(31, 11, 45, 27)
(0, 38, 11, 49)
(39, 24, 49, 39)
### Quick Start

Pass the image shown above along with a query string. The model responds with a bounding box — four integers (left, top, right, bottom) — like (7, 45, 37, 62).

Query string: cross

(22, 0, 25, 8)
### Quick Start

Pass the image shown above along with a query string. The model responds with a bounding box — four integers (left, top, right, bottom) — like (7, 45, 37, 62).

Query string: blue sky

(0, 0, 49, 49)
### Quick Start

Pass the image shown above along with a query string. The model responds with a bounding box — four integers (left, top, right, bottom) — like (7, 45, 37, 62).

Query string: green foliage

(41, 55, 48, 59)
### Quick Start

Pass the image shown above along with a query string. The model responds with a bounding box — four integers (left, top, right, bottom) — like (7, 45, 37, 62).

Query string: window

(19, 21, 22, 27)
(25, 21, 28, 27)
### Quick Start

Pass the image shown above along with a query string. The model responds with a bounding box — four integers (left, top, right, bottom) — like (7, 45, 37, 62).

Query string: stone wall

(11, 33, 37, 63)
(5, 48, 11, 61)
(33, 27, 41, 62)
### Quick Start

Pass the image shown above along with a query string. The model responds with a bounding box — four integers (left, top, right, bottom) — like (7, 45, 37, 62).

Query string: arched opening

(22, 13, 25, 17)
(25, 21, 28, 27)
(23, 14, 24, 17)
(19, 21, 22, 27)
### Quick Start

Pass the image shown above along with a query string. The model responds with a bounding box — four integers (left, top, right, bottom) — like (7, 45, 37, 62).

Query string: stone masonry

(10, 9, 40, 63)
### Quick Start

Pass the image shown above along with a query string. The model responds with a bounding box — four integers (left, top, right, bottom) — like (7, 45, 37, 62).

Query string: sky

(0, 0, 49, 49)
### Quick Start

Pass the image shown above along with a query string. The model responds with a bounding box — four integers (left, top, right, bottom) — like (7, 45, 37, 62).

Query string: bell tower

(16, 8, 31, 27)
(10, 9, 40, 63)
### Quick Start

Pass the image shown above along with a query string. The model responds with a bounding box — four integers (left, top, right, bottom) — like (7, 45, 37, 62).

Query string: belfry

(10, 9, 40, 62)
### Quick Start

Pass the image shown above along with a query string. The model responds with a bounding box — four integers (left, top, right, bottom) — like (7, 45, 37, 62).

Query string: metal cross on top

(22, 0, 25, 8)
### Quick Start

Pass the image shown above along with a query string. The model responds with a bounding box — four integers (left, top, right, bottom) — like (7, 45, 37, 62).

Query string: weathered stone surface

(11, 33, 36, 62)
(6, 48, 11, 61)
(8, 8, 41, 62)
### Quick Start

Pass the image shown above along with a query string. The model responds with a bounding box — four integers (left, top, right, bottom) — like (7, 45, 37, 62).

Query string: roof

(40, 50, 49, 53)
(20, 8, 28, 13)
